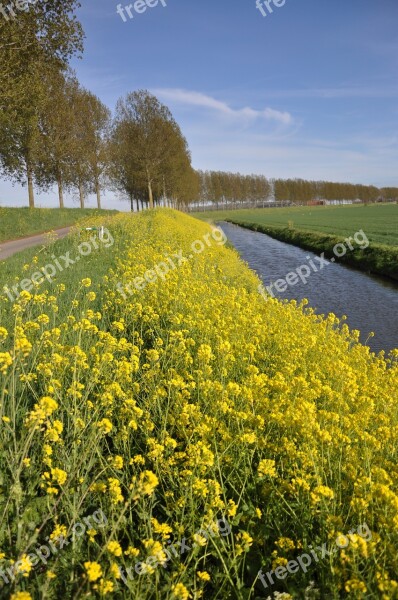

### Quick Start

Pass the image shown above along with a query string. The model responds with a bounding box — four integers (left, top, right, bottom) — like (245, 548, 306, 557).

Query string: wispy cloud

(154, 88, 293, 125)
(265, 86, 398, 99)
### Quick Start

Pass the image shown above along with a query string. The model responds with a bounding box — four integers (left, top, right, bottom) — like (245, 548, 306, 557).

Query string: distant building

(307, 200, 325, 206)
(324, 199, 354, 205)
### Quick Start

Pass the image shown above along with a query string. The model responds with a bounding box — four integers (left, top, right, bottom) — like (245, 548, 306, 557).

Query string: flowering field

(0, 209, 397, 600)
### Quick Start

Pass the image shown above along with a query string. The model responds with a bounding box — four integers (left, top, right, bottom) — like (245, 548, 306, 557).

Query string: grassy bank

(0, 207, 118, 243)
(226, 219, 398, 281)
(0, 209, 397, 599)
(194, 203, 398, 247)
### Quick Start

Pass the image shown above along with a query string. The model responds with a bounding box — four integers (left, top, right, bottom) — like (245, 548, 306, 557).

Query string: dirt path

(0, 227, 71, 260)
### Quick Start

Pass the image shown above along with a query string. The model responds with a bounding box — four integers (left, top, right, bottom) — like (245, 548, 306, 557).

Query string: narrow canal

(219, 222, 398, 354)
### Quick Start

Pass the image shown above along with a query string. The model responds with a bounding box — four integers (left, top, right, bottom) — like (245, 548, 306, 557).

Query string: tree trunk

(148, 179, 154, 209)
(136, 197, 140, 212)
(27, 162, 35, 208)
(129, 193, 134, 212)
(57, 173, 64, 209)
(163, 176, 167, 207)
(79, 180, 85, 209)
(95, 179, 101, 209)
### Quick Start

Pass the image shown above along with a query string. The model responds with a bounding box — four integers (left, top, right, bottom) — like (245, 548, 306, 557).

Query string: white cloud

(265, 85, 398, 99)
(153, 88, 293, 125)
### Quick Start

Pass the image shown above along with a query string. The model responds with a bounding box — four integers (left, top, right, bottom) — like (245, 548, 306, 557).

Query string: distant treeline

(195, 171, 398, 205)
(0, 1, 197, 211)
(196, 171, 271, 204)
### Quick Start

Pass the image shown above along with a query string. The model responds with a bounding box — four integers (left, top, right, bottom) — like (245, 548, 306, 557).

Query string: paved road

(0, 227, 71, 260)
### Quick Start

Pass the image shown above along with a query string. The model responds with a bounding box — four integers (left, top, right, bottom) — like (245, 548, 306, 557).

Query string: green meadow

(194, 203, 398, 247)
(0, 208, 118, 243)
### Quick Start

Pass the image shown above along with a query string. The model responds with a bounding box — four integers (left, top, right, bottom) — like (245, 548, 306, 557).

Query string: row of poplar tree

(1, 1, 397, 210)
(196, 172, 398, 205)
(0, 0, 198, 211)
(273, 179, 398, 204)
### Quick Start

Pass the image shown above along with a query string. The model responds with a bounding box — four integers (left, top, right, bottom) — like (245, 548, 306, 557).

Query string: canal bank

(225, 219, 398, 282)
(219, 221, 398, 354)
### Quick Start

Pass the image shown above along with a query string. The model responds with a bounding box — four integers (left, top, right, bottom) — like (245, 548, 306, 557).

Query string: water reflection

(219, 222, 398, 354)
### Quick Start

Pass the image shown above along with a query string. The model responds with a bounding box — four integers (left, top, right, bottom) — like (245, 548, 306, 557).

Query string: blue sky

(2, 0, 398, 208)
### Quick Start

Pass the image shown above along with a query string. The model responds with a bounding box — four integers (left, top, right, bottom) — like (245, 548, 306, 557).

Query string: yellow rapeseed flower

(15, 554, 33, 576)
(171, 583, 189, 600)
(258, 459, 277, 478)
(84, 561, 102, 582)
(106, 541, 122, 557)
(97, 419, 113, 434)
(131, 470, 159, 499)
(10, 593, 32, 600)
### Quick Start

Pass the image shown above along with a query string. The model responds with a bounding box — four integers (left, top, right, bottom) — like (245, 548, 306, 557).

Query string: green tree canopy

(0, 0, 84, 207)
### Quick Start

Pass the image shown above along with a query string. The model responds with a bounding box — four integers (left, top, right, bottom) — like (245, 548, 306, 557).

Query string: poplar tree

(0, 0, 83, 207)
(77, 90, 111, 210)
(113, 90, 187, 209)
(109, 121, 144, 212)
(36, 71, 80, 208)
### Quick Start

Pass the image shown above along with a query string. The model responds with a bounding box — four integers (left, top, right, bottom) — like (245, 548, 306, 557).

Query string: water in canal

(219, 222, 398, 355)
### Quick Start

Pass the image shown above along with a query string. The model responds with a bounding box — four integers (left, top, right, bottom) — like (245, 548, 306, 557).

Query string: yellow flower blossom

(0, 352, 12, 374)
(15, 554, 33, 576)
(94, 579, 114, 595)
(87, 529, 97, 543)
(171, 583, 189, 600)
(46, 571, 56, 579)
(131, 470, 159, 499)
(106, 541, 122, 557)
(151, 518, 173, 539)
(110, 563, 121, 578)
(192, 534, 207, 547)
(109, 455, 123, 469)
(50, 524, 68, 541)
(311, 485, 335, 504)
(124, 546, 140, 558)
(84, 561, 102, 582)
(108, 478, 124, 504)
(258, 459, 277, 478)
(97, 419, 113, 434)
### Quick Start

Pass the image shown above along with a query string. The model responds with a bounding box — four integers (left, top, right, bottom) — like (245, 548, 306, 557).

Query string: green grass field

(0, 207, 118, 243)
(0, 213, 122, 325)
(194, 203, 398, 247)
